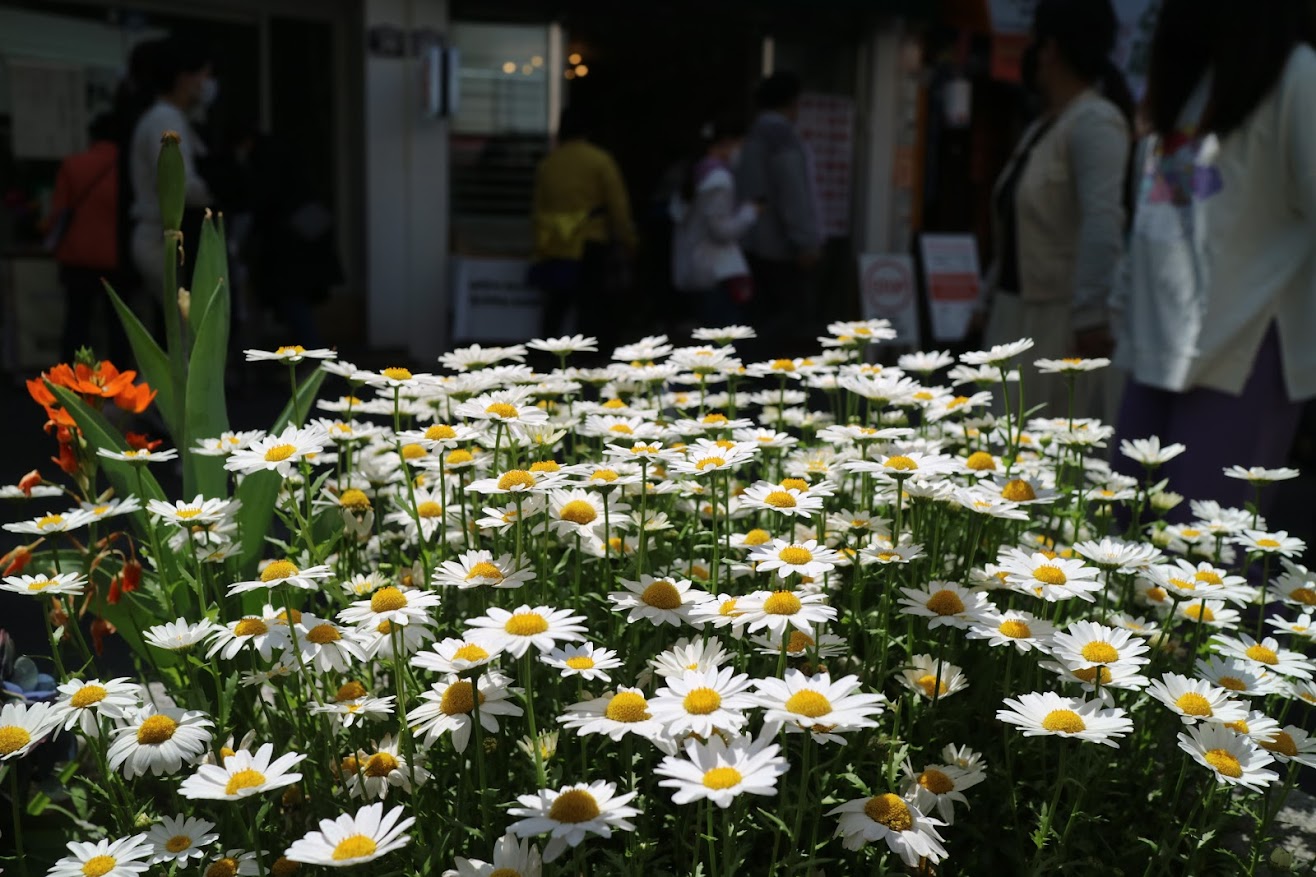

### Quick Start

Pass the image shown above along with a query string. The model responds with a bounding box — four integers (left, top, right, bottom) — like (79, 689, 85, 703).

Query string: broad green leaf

(189, 214, 229, 334)
(183, 275, 231, 498)
(104, 281, 178, 439)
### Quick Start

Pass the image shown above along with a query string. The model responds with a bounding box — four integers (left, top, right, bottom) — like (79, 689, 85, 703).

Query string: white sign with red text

(858, 254, 919, 346)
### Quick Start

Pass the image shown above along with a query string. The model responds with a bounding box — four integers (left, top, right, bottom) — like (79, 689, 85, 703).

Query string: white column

(856, 20, 905, 255)
(363, 0, 450, 361)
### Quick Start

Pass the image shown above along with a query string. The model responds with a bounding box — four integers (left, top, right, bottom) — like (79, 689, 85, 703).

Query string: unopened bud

(178, 288, 191, 322)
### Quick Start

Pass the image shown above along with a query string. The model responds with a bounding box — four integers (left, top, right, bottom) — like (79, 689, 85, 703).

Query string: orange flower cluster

(27, 361, 156, 429)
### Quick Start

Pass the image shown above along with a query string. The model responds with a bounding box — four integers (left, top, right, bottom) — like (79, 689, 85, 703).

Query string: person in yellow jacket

(531, 105, 636, 354)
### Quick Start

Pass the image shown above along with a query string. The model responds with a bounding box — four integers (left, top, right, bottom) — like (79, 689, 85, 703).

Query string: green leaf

(183, 273, 231, 498)
(104, 281, 178, 439)
(189, 214, 229, 334)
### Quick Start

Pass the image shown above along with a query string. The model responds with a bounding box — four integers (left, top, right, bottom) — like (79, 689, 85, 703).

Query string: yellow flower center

(999, 620, 1032, 639)
(1041, 709, 1086, 734)
(603, 398, 627, 409)
(370, 587, 408, 613)
(549, 789, 601, 823)
(26, 579, 57, 591)
(1290, 587, 1316, 605)
(275, 608, 302, 625)
(271, 858, 300, 877)
(778, 547, 813, 566)
(0, 726, 31, 755)
(559, 500, 597, 525)
(81, 856, 117, 877)
(38, 514, 64, 528)
(590, 469, 620, 483)
(695, 456, 726, 471)
(683, 687, 722, 715)
(1033, 565, 1068, 585)
(719, 599, 739, 617)
(1261, 731, 1298, 758)
(1073, 666, 1113, 685)
(465, 562, 505, 582)
(565, 655, 596, 670)
(608, 423, 634, 435)
(224, 768, 267, 795)
(883, 455, 918, 471)
(787, 630, 815, 652)
(918, 769, 955, 795)
(332, 835, 378, 861)
(136, 714, 178, 745)
(306, 623, 341, 644)
(504, 612, 549, 636)
(915, 674, 948, 697)
(702, 766, 743, 790)
(965, 451, 996, 471)
(164, 835, 193, 853)
(339, 489, 371, 510)
(452, 643, 490, 663)
(785, 690, 832, 718)
(399, 443, 426, 461)
(1175, 693, 1214, 717)
(440, 680, 485, 716)
(485, 402, 519, 419)
(764, 591, 803, 615)
(1081, 642, 1119, 664)
(364, 752, 400, 777)
(382, 367, 412, 381)
(447, 449, 474, 465)
(778, 478, 808, 492)
(174, 508, 203, 519)
(205, 858, 240, 877)
(426, 424, 457, 441)
(498, 470, 536, 491)
(1256, 538, 1281, 548)
(926, 589, 965, 616)
(1183, 604, 1215, 622)
(763, 490, 797, 509)
(1246, 644, 1279, 665)
(1204, 748, 1242, 778)
(605, 692, 650, 722)
(635, 579, 682, 610)
(261, 559, 300, 582)
(1001, 479, 1037, 502)
(742, 529, 772, 547)
(70, 684, 108, 709)
(530, 460, 561, 473)
(264, 444, 297, 462)
(336, 681, 368, 701)
(863, 794, 913, 831)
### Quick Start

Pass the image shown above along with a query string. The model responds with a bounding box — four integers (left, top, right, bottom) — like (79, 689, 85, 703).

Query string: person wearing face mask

(128, 37, 215, 308)
(979, 0, 1133, 421)
(669, 112, 761, 328)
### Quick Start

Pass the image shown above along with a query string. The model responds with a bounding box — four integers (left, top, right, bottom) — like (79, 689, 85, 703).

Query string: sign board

(919, 234, 981, 343)
(795, 93, 854, 239)
(451, 257, 543, 341)
(858, 254, 919, 346)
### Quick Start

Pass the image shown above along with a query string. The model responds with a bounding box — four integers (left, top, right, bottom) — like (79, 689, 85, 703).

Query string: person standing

(736, 72, 821, 348)
(530, 105, 636, 356)
(128, 38, 214, 302)
(46, 114, 130, 364)
(669, 114, 759, 328)
(1111, 0, 1316, 515)
(981, 0, 1133, 421)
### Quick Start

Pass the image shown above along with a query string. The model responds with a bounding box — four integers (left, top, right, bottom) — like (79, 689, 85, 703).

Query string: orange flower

(114, 382, 157, 414)
(90, 616, 117, 656)
(125, 432, 162, 451)
(28, 359, 156, 431)
(70, 361, 137, 399)
(53, 442, 79, 476)
(0, 545, 33, 576)
(17, 469, 41, 496)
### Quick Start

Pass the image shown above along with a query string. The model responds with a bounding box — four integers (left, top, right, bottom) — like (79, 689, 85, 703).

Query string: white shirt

(129, 100, 210, 226)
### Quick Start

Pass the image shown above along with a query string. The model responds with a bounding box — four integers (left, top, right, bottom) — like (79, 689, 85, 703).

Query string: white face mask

(199, 77, 220, 107)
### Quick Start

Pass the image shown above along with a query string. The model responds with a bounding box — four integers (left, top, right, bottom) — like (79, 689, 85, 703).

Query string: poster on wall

(795, 93, 854, 239)
(8, 59, 86, 159)
(919, 234, 981, 343)
(858, 254, 920, 346)
(451, 256, 543, 341)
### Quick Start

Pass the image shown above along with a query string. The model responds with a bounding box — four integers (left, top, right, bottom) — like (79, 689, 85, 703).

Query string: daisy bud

(178, 287, 191, 322)
(157, 131, 185, 232)
(1271, 848, 1294, 871)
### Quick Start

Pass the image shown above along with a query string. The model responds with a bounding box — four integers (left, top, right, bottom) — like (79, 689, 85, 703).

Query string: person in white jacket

(670, 115, 760, 327)
(1111, 0, 1316, 516)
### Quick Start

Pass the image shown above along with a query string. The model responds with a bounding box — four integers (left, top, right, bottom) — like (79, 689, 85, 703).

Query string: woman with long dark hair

(981, 0, 1133, 420)
(1110, 0, 1316, 515)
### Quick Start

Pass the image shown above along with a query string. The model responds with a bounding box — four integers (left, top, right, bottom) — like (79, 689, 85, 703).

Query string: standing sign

(451, 257, 543, 341)
(858, 254, 919, 346)
(795, 93, 854, 239)
(919, 234, 981, 342)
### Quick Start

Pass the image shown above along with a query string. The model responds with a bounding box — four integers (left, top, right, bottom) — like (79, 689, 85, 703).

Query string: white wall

(363, 0, 450, 361)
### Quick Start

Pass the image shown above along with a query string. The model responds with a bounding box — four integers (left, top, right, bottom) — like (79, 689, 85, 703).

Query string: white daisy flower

(750, 628, 848, 659)
(433, 551, 536, 590)
(1049, 620, 1151, 673)
(192, 430, 264, 456)
(465, 605, 587, 658)
(179, 742, 306, 800)
(108, 707, 214, 779)
(748, 539, 840, 579)
(466, 468, 567, 496)
(342, 735, 431, 799)
(997, 691, 1133, 748)
(733, 589, 837, 637)
(527, 334, 599, 355)
(199, 850, 262, 876)
(1034, 356, 1110, 373)
(655, 731, 789, 808)
(338, 586, 442, 629)
(898, 582, 990, 629)
(454, 392, 549, 429)
(540, 643, 622, 682)
(0, 700, 58, 759)
(648, 638, 732, 681)
(899, 655, 970, 700)
(1258, 725, 1316, 768)
(546, 489, 614, 536)
(292, 614, 367, 673)
(649, 667, 756, 738)
(46, 833, 153, 877)
(557, 688, 670, 745)
(996, 549, 1104, 602)
(310, 695, 397, 728)
(78, 496, 142, 522)
(739, 482, 825, 518)
(146, 814, 218, 863)
(1236, 529, 1306, 558)
(1146, 673, 1249, 725)
(901, 761, 986, 825)
(1223, 465, 1300, 484)
(207, 613, 293, 661)
(441, 832, 543, 877)
(53, 677, 142, 734)
(1194, 655, 1283, 698)
(506, 780, 641, 863)
(284, 802, 416, 867)
(754, 670, 886, 742)
(3, 509, 96, 536)
(607, 575, 710, 627)
(225, 425, 326, 477)
(1210, 634, 1314, 679)
(1119, 436, 1187, 467)
(1177, 722, 1278, 791)
(229, 559, 333, 595)
(143, 617, 219, 651)
(1, 571, 86, 597)
(1176, 599, 1241, 629)
(407, 672, 522, 752)
(411, 638, 502, 675)
(95, 447, 179, 465)
(245, 344, 336, 363)
(145, 495, 238, 526)
(829, 792, 948, 865)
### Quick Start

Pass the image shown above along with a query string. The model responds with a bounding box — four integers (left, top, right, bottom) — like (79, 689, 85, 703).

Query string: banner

(451, 257, 543, 341)
(919, 234, 981, 343)
(858, 254, 920, 346)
